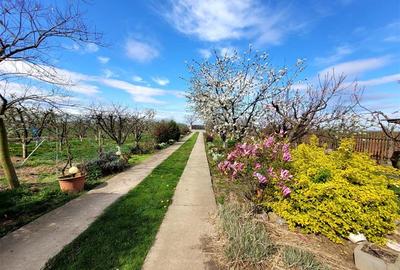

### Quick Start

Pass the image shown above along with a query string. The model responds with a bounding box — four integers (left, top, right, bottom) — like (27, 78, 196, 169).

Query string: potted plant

(56, 114, 86, 193)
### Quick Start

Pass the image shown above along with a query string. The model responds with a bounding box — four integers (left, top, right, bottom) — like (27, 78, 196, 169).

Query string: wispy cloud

(97, 56, 110, 64)
(358, 73, 400, 86)
(318, 56, 390, 77)
(132, 75, 144, 83)
(198, 49, 211, 59)
(64, 43, 99, 54)
(125, 38, 159, 62)
(164, 0, 299, 45)
(315, 45, 354, 65)
(152, 76, 170, 86)
(0, 60, 184, 103)
(102, 69, 116, 78)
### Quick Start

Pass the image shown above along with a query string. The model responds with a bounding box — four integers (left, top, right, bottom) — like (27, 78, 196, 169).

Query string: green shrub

(83, 152, 129, 179)
(219, 202, 276, 264)
(282, 246, 330, 270)
(271, 136, 400, 244)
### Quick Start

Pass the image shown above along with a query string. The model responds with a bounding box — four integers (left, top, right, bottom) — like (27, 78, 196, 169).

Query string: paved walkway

(143, 132, 217, 270)
(0, 136, 191, 270)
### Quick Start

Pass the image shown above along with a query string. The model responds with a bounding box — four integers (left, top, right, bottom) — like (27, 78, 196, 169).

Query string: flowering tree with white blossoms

(186, 47, 304, 144)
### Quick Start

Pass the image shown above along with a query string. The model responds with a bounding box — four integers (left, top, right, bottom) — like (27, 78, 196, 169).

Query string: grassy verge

(44, 132, 199, 270)
(0, 151, 152, 238)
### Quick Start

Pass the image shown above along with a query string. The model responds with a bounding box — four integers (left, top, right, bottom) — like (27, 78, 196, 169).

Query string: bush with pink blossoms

(218, 133, 294, 204)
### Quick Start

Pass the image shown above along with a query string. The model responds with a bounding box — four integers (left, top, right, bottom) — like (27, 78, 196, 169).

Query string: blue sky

(12, 0, 400, 121)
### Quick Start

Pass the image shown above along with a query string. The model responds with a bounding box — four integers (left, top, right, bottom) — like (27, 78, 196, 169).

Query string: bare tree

(6, 102, 52, 158)
(184, 113, 197, 129)
(360, 105, 400, 167)
(91, 104, 136, 154)
(132, 110, 155, 153)
(73, 115, 91, 142)
(0, 0, 100, 188)
(266, 72, 361, 143)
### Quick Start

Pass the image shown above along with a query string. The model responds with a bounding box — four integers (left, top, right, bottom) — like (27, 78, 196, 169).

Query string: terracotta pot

(58, 173, 86, 193)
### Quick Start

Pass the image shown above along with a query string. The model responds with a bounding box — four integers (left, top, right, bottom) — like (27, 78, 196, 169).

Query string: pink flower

(268, 167, 277, 178)
(254, 163, 262, 170)
(263, 136, 275, 148)
(227, 151, 238, 161)
(218, 161, 231, 173)
(253, 172, 267, 184)
(281, 185, 291, 197)
(280, 169, 292, 181)
(282, 143, 292, 161)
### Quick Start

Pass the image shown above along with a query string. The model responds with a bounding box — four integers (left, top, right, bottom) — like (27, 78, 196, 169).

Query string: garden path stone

(0, 135, 191, 270)
(143, 132, 218, 270)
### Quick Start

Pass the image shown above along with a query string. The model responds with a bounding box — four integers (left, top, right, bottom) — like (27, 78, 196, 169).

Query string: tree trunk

(22, 142, 28, 159)
(0, 117, 20, 189)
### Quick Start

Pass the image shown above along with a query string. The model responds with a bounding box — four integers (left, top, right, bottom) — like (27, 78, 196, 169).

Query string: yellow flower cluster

(269, 136, 400, 244)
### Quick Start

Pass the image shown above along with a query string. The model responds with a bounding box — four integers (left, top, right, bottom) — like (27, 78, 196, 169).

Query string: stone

(354, 243, 400, 270)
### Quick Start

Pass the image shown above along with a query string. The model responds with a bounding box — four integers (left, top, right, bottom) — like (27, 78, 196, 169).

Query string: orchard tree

(0, 0, 100, 188)
(91, 104, 136, 154)
(132, 110, 155, 153)
(186, 47, 302, 143)
(184, 113, 198, 129)
(6, 102, 52, 158)
(266, 72, 361, 143)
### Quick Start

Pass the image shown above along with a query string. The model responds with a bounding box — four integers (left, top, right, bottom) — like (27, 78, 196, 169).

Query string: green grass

(0, 182, 79, 237)
(44, 132, 199, 270)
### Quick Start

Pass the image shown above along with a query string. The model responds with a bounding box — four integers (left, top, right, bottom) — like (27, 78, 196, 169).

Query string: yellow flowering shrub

(270, 136, 400, 244)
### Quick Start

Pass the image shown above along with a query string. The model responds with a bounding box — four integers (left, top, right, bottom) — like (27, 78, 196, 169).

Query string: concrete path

(0, 136, 191, 270)
(143, 132, 217, 270)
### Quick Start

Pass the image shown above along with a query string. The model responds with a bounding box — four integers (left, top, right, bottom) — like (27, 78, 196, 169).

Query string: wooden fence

(316, 132, 398, 164)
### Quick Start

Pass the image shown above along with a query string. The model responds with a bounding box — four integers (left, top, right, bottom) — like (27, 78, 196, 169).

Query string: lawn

(43, 132, 198, 270)
(0, 134, 156, 237)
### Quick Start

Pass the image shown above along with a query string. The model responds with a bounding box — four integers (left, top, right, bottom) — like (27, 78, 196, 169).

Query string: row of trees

(186, 48, 398, 150)
(4, 103, 156, 187)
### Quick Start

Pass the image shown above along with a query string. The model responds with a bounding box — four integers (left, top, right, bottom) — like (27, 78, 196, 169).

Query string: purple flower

(253, 172, 267, 184)
(282, 143, 292, 161)
(218, 161, 231, 172)
(281, 185, 291, 197)
(254, 163, 262, 170)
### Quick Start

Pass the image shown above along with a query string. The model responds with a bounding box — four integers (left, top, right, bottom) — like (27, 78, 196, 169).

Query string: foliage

(83, 152, 129, 179)
(205, 132, 214, 143)
(218, 133, 294, 202)
(44, 133, 198, 270)
(271, 136, 400, 244)
(282, 246, 330, 270)
(153, 120, 181, 143)
(218, 202, 276, 265)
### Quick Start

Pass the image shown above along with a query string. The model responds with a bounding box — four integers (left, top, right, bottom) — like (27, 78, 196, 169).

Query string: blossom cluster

(218, 134, 293, 198)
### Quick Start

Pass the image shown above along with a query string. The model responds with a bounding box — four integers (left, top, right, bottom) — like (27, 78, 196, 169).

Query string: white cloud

(102, 69, 116, 78)
(315, 45, 354, 65)
(358, 73, 400, 87)
(0, 60, 185, 103)
(85, 43, 99, 53)
(97, 56, 110, 64)
(198, 49, 212, 59)
(64, 43, 99, 53)
(125, 38, 159, 62)
(152, 77, 170, 86)
(164, 0, 296, 45)
(219, 47, 236, 57)
(132, 75, 144, 82)
(99, 78, 166, 103)
(318, 56, 390, 77)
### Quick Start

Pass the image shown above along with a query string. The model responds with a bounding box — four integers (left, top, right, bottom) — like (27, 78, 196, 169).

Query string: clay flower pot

(58, 172, 86, 193)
